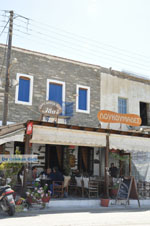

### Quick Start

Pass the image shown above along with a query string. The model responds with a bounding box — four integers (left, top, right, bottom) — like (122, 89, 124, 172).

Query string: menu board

(116, 176, 140, 207)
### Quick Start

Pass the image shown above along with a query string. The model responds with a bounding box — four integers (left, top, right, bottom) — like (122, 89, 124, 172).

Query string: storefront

(1, 120, 150, 199)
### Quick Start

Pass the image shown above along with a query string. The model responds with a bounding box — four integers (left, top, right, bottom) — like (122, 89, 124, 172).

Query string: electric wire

(0, 18, 9, 37)
(12, 21, 150, 66)
(12, 27, 150, 72)
(0, 12, 150, 76)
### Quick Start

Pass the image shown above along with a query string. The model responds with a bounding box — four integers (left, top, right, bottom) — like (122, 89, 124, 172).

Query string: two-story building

(1, 44, 150, 196)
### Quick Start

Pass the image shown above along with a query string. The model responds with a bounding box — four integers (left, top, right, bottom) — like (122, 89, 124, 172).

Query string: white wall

(100, 73, 150, 130)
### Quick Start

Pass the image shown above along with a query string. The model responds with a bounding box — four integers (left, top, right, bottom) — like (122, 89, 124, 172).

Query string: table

(40, 178, 52, 187)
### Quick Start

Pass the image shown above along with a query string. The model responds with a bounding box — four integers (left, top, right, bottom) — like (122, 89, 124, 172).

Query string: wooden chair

(88, 180, 99, 198)
(52, 181, 64, 198)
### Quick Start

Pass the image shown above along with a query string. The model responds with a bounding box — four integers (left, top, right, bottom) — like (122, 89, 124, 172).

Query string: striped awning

(109, 134, 150, 152)
(30, 125, 106, 147)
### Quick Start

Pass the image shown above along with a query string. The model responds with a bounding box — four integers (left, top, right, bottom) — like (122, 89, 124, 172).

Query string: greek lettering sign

(97, 110, 141, 126)
(39, 101, 62, 116)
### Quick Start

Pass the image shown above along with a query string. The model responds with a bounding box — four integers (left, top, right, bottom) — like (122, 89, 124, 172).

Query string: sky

(0, 0, 150, 78)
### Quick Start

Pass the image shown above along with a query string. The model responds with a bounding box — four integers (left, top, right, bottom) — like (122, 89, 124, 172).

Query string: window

(118, 98, 127, 114)
(15, 73, 33, 105)
(46, 79, 65, 108)
(76, 85, 90, 113)
(140, 102, 150, 126)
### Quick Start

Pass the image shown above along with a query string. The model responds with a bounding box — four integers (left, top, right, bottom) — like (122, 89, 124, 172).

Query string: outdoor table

(40, 178, 52, 187)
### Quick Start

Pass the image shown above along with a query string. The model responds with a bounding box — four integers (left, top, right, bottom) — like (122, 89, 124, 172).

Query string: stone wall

(0, 45, 100, 128)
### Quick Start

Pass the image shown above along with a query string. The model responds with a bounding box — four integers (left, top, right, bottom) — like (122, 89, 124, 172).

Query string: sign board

(115, 176, 140, 207)
(97, 110, 141, 127)
(39, 101, 62, 117)
(26, 122, 33, 135)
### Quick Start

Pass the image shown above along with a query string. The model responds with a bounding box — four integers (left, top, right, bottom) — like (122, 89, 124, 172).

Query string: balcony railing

(62, 101, 74, 117)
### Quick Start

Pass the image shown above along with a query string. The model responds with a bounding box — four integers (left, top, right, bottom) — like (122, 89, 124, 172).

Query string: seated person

(32, 166, 38, 180)
(109, 163, 118, 178)
(46, 168, 54, 179)
(50, 167, 64, 195)
(27, 166, 39, 186)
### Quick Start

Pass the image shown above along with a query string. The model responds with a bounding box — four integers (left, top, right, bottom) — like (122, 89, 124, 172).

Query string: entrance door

(45, 145, 64, 171)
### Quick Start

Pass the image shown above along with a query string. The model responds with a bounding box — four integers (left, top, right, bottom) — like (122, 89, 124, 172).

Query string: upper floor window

(76, 85, 90, 113)
(118, 97, 127, 114)
(46, 79, 65, 108)
(15, 73, 33, 105)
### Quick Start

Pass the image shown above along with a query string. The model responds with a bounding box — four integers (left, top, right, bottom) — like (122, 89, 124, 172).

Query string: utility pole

(2, 10, 14, 126)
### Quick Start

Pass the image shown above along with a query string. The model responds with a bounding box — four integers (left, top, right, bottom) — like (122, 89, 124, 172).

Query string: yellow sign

(97, 110, 142, 127)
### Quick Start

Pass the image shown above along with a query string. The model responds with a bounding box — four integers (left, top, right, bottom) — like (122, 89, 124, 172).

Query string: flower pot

(42, 196, 50, 203)
(100, 198, 109, 207)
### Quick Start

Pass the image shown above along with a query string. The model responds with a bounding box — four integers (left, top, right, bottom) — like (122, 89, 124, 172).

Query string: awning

(0, 123, 25, 145)
(109, 134, 150, 152)
(0, 129, 25, 145)
(30, 125, 106, 147)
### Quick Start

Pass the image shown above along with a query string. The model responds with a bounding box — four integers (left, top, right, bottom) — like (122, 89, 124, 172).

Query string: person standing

(109, 163, 118, 178)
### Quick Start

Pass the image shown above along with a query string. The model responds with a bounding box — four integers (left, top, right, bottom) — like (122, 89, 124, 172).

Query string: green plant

(0, 150, 23, 187)
(110, 152, 129, 161)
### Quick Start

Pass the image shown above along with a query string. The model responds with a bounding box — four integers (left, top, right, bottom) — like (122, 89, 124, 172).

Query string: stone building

(1, 44, 150, 194)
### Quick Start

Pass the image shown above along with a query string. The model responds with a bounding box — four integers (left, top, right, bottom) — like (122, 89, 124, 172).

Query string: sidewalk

(47, 198, 150, 210)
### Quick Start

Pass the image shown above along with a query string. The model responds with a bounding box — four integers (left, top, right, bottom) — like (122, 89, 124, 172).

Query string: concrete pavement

(0, 203, 150, 226)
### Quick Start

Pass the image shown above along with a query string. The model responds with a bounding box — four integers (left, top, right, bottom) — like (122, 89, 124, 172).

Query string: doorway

(78, 146, 94, 175)
(45, 145, 64, 171)
(140, 102, 148, 125)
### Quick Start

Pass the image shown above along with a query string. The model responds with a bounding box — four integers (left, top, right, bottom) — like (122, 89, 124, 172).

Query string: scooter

(0, 177, 15, 216)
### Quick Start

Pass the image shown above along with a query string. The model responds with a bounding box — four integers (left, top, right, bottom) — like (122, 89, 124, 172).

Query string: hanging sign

(97, 110, 141, 126)
(26, 122, 33, 135)
(39, 101, 62, 116)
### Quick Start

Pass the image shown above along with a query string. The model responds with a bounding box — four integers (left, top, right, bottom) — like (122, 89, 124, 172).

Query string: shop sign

(39, 101, 62, 116)
(26, 122, 33, 135)
(97, 110, 142, 126)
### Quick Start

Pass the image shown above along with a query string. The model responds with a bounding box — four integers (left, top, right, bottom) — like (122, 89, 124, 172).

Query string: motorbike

(0, 177, 15, 216)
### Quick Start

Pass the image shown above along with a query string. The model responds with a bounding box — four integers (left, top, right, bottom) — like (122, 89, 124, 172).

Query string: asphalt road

(0, 206, 150, 226)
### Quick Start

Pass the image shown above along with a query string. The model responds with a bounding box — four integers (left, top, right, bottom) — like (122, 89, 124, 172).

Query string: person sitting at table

(46, 168, 54, 179)
(50, 167, 64, 195)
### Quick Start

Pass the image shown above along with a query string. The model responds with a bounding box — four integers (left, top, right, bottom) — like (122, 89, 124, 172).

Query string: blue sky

(0, 0, 150, 78)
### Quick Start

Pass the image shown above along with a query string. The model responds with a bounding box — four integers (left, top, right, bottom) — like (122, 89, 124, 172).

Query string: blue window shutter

(18, 77, 30, 102)
(79, 88, 87, 110)
(118, 98, 127, 114)
(49, 83, 62, 106)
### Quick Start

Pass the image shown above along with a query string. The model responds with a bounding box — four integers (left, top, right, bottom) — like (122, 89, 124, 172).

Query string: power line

(12, 32, 150, 75)
(13, 13, 150, 61)
(0, 18, 9, 37)
(12, 27, 150, 71)
(13, 20, 150, 65)
(1, 12, 150, 75)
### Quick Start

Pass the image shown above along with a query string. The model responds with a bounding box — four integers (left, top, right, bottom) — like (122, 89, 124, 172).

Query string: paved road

(0, 206, 150, 226)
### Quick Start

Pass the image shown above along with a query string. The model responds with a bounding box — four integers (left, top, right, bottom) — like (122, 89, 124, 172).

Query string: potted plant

(110, 183, 119, 197)
(26, 182, 51, 207)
